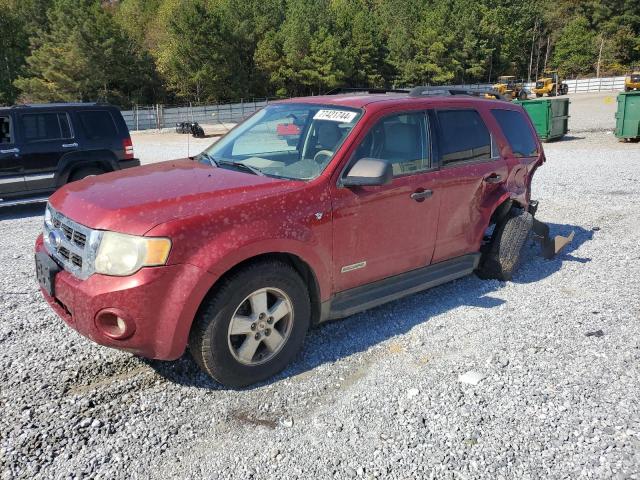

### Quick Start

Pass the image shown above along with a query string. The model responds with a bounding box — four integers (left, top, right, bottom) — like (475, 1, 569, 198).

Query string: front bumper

(35, 235, 214, 360)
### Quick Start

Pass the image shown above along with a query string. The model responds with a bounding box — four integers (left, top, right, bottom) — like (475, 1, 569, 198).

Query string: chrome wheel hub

(227, 287, 294, 365)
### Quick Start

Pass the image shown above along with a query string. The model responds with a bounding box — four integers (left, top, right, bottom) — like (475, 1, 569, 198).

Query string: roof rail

(324, 87, 410, 95)
(408, 86, 508, 101)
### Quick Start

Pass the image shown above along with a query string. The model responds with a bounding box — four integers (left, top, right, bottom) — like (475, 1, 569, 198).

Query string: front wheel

(189, 261, 311, 388)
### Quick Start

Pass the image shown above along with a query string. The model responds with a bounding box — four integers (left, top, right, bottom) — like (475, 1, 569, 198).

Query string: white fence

(123, 77, 627, 131)
(444, 76, 626, 94)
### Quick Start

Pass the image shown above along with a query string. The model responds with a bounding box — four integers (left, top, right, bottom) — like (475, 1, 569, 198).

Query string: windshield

(198, 103, 362, 180)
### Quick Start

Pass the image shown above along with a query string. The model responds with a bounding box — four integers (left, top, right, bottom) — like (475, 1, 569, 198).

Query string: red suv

(35, 89, 569, 387)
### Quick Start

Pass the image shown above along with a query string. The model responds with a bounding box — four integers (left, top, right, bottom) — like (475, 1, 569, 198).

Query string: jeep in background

(1, 103, 140, 207)
(35, 89, 572, 387)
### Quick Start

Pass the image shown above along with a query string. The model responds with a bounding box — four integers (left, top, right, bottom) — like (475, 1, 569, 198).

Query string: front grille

(52, 217, 87, 249)
(44, 205, 98, 279)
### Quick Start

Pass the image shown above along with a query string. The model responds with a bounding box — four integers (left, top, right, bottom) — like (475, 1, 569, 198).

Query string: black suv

(0, 103, 139, 206)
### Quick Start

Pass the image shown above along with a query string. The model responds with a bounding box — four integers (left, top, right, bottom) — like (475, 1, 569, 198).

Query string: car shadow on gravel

(0, 203, 46, 221)
(143, 222, 594, 391)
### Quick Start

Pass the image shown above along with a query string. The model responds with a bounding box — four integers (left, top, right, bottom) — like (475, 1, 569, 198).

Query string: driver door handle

(484, 173, 502, 184)
(62, 143, 78, 148)
(410, 189, 433, 202)
(0, 148, 19, 154)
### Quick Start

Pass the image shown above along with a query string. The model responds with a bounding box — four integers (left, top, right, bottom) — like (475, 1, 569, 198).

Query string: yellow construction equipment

(624, 69, 640, 92)
(532, 70, 569, 97)
(492, 76, 528, 100)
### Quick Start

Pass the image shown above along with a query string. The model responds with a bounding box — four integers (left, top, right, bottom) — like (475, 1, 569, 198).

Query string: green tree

(0, 5, 29, 104)
(15, 0, 159, 105)
(552, 17, 597, 76)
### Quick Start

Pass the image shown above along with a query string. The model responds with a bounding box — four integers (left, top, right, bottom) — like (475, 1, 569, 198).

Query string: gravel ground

(1, 113, 640, 478)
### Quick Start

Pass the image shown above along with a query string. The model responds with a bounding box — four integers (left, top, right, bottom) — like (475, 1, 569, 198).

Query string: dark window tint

(77, 110, 118, 140)
(0, 116, 12, 144)
(491, 109, 538, 157)
(437, 110, 491, 165)
(353, 112, 429, 176)
(21, 113, 72, 142)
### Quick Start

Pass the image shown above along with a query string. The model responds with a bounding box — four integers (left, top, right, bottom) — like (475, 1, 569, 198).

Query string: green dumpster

(513, 97, 570, 142)
(614, 90, 640, 142)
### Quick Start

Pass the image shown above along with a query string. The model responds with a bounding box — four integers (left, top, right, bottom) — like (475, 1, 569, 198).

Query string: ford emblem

(48, 230, 63, 249)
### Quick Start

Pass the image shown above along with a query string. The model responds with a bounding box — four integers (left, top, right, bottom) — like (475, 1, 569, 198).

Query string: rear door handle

(484, 173, 502, 184)
(410, 189, 433, 202)
(62, 143, 78, 148)
(0, 148, 19, 154)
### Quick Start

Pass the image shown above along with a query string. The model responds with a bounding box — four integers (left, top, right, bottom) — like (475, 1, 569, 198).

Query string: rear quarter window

(77, 110, 119, 140)
(437, 109, 491, 165)
(491, 109, 539, 157)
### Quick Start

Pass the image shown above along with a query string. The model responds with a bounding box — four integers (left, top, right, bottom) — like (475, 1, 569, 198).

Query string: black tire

(536, 93, 542, 98)
(477, 208, 533, 281)
(69, 166, 105, 182)
(189, 260, 311, 388)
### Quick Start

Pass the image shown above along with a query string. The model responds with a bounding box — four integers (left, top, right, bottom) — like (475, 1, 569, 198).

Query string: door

(431, 108, 509, 263)
(17, 111, 76, 192)
(332, 110, 441, 293)
(0, 113, 25, 196)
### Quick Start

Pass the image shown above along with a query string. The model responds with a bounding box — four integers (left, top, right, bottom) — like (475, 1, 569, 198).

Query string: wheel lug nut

(265, 329, 271, 336)
(259, 313, 266, 320)
(267, 317, 274, 324)
(255, 332, 261, 340)
(251, 323, 256, 330)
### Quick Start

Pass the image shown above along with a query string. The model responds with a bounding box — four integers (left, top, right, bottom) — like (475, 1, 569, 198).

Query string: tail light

(123, 137, 134, 159)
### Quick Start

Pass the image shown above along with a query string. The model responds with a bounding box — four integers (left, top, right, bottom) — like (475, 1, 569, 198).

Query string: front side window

(437, 109, 491, 165)
(351, 111, 430, 177)
(200, 103, 362, 180)
(491, 109, 539, 158)
(20, 113, 73, 142)
(0, 116, 12, 144)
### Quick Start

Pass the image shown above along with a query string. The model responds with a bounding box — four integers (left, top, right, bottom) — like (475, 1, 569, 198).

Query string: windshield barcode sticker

(313, 110, 358, 123)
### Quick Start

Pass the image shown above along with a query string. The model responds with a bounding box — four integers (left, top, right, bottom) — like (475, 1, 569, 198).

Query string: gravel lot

(1, 94, 639, 479)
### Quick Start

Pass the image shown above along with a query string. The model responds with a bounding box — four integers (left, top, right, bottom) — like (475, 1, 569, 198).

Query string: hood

(49, 159, 298, 235)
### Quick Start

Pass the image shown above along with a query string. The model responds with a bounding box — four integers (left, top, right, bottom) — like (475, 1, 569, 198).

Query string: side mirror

(342, 158, 393, 187)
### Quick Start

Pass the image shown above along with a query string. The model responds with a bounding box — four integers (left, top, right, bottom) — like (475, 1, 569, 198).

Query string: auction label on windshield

(313, 109, 358, 123)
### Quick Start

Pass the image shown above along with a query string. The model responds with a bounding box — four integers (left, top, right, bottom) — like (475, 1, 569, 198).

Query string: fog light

(95, 309, 136, 340)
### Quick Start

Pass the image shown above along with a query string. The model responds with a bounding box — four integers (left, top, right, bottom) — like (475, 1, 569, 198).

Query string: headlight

(44, 204, 53, 229)
(94, 232, 171, 276)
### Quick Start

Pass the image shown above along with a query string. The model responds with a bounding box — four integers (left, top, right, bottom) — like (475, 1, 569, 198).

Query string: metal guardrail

(123, 77, 628, 131)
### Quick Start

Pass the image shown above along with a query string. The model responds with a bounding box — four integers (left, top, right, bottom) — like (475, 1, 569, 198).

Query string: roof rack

(324, 87, 410, 95)
(408, 86, 508, 101)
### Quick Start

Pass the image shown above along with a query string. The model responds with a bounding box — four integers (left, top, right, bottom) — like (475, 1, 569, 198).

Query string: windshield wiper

(217, 160, 265, 176)
(198, 152, 219, 167)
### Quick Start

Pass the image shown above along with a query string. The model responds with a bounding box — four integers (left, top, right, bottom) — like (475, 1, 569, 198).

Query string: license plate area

(35, 251, 61, 296)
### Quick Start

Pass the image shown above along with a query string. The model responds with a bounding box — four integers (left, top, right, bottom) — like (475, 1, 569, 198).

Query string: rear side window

(77, 110, 118, 140)
(0, 116, 12, 144)
(491, 109, 539, 157)
(437, 110, 491, 165)
(21, 113, 73, 142)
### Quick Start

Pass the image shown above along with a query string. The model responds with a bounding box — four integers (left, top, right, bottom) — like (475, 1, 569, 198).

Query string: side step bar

(322, 254, 481, 321)
(0, 196, 49, 208)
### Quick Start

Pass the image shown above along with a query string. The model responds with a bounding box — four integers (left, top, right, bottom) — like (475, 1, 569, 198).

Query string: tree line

(1, 0, 639, 107)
